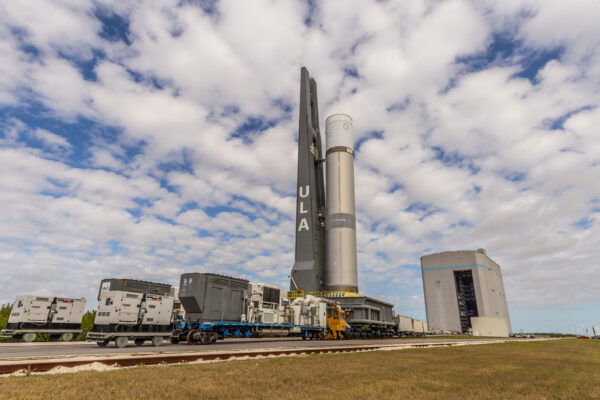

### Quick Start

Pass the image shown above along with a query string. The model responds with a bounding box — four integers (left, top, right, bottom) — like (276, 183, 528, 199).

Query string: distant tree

(77, 310, 96, 340)
(0, 303, 12, 342)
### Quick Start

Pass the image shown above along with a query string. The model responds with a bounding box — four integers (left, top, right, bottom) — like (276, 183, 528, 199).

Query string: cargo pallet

(87, 331, 171, 348)
(172, 321, 326, 345)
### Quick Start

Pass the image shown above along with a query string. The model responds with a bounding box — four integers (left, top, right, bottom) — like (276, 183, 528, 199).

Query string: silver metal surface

(325, 114, 358, 292)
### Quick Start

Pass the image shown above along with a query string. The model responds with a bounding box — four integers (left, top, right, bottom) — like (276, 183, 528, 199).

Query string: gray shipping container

(179, 273, 249, 322)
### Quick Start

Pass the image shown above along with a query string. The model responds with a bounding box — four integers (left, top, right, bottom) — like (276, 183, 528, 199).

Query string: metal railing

(286, 290, 305, 300)
(287, 289, 360, 299)
(309, 290, 360, 298)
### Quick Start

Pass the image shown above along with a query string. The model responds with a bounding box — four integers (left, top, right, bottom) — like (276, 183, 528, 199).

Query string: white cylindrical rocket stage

(325, 114, 358, 292)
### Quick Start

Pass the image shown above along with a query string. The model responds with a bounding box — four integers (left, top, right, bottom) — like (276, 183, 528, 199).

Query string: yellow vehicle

(326, 304, 347, 340)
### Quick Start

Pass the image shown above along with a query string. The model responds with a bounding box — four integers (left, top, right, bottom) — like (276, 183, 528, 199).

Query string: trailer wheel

(152, 336, 163, 347)
(186, 329, 197, 345)
(199, 332, 210, 345)
(96, 340, 109, 347)
(209, 332, 218, 344)
(61, 333, 74, 342)
(115, 336, 129, 348)
(23, 332, 37, 342)
(170, 329, 181, 344)
(134, 339, 145, 346)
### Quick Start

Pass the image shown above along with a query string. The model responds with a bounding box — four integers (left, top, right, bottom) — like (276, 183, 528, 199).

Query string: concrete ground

(0, 336, 531, 361)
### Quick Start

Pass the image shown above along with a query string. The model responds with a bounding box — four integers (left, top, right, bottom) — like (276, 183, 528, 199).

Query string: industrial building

(421, 249, 511, 336)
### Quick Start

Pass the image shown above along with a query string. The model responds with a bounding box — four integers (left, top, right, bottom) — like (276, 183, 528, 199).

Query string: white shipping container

(396, 315, 413, 332)
(413, 319, 427, 333)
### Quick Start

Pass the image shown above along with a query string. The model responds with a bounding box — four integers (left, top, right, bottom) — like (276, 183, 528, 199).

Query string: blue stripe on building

(422, 264, 487, 271)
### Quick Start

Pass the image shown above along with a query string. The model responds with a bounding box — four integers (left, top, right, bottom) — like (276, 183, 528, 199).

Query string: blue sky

(0, 0, 599, 334)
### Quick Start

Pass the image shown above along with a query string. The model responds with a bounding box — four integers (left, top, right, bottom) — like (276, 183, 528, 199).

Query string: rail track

(0, 341, 466, 374)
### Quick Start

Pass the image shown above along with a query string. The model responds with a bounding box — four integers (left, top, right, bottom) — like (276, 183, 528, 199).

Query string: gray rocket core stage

(290, 67, 359, 294)
(289, 67, 327, 293)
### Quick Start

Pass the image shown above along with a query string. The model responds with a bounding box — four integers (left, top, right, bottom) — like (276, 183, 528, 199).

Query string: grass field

(2, 339, 598, 399)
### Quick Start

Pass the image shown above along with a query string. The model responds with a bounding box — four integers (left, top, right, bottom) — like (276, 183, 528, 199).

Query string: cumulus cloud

(0, 0, 598, 332)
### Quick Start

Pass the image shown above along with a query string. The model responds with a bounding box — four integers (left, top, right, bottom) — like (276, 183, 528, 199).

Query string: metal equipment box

(412, 319, 428, 335)
(331, 294, 395, 337)
(179, 273, 249, 322)
(95, 291, 144, 326)
(93, 278, 174, 330)
(395, 315, 414, 334)
(89, 278, 174, 348)
(246, 283, 289, 324)
(98, 278, 171, 299)
(7, 296, 86, 329)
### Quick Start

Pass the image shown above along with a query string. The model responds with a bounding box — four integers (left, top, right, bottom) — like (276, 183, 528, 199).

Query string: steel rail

(0, 342, 460, 374)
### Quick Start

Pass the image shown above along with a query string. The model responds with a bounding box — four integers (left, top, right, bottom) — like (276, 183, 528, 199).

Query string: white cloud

(31, 128, 72, 150)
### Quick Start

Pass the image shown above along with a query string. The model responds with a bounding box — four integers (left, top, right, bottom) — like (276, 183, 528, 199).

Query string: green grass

(2, 339, 598, 399)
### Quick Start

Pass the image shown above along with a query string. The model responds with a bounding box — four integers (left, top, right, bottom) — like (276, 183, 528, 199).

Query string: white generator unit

(245, 283, 289, 324)
(1, 295, 86, 342)
(94, 291, 173, 327)
(87, 278, 174, 348)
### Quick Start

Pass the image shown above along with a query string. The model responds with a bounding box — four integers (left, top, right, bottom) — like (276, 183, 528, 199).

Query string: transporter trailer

(175, 273, 330, 344)
(172, 321, 326, 345)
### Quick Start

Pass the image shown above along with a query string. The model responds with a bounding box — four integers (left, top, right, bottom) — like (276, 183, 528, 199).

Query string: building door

(454, 270, 479, 333)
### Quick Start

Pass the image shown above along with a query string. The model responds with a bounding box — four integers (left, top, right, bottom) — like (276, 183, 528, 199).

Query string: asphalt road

(0, 337, 513, 361)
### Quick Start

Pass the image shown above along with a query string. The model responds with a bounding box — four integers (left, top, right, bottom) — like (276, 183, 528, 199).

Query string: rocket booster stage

(325, 114, 358, 292)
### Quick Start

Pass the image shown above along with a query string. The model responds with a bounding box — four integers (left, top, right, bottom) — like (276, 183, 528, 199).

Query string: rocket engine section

(325, 114, 358, 292)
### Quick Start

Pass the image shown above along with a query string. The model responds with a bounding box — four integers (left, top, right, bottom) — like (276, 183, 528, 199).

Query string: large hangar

(421, 249, 511, 336)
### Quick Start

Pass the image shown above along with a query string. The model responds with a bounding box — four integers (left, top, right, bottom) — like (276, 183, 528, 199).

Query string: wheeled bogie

(87, 331, 170, 348)
(172, 321, 326, 345)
